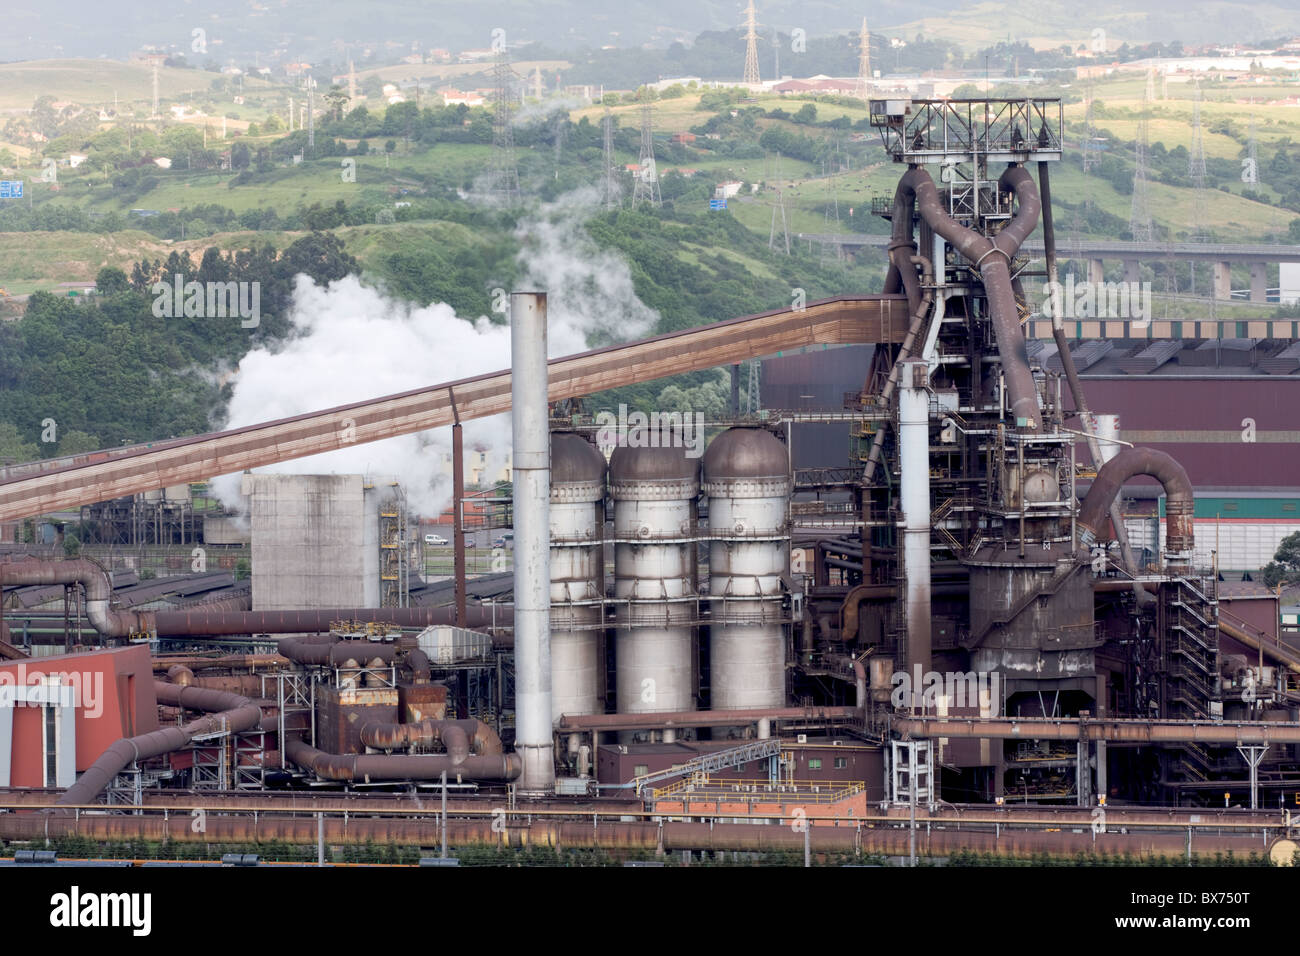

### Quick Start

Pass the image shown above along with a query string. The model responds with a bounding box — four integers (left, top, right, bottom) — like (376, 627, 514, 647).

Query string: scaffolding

(378, 483, 409, 608)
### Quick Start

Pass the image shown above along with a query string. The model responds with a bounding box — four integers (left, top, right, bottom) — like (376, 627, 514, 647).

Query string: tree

(1261, 531, 1300, 588)
(0, 422, 38, 462)
(95, 266, 130, 295)
(325, 85, 350, 121)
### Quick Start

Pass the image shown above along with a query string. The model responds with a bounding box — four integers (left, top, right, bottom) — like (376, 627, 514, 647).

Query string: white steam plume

(210, 192, 657, 519)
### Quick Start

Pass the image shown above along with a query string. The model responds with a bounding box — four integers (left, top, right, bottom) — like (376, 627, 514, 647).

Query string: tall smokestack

(511, 292, 555, 792)
(898, 358, 932, 691)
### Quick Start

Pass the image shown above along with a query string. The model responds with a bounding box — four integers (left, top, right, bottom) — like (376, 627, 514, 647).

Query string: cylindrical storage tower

(609, 437, 699, 727)
(702, 428, 791, 713)
(550, 432, 607, 726)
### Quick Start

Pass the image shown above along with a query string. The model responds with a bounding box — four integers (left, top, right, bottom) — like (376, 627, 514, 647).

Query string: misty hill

(5, 0, 1300, 65)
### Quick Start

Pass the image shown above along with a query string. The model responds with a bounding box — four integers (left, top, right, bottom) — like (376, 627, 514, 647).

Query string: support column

(1212, 261, 1232, 300)
(1088, 258, 1105, 286)
(1250, 262, 1268, 303)
(511, 291, 554, 793)
(898, 358, 931, 684)
(1123, 259, 1140, 284)
(1095, 672, 1108, 802)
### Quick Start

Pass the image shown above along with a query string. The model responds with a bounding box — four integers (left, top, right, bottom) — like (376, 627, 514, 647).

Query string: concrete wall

(242, 474, 390, 611)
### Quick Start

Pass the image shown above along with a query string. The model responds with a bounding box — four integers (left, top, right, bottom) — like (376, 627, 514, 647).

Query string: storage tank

(550, 432, 607, 727)
(702, 427, 791, 712)
(609, 435, 699, 734)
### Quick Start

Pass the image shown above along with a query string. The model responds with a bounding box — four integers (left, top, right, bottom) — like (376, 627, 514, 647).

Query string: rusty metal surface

(0, 805, 1277, 859)
(895, 714, 1300, 744)
(0, 296, 908, 522)
(558, 705, 859, 732)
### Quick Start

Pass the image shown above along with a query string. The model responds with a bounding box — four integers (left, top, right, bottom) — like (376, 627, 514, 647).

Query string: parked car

(424, 534, 448, 545)
(492, 531, 514, 549)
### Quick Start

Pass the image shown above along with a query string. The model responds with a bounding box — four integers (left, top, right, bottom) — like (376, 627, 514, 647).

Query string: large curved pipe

(285, 736, 521, 783)
(0, 557, 151, 638)
(54, 681, 265, 806)
(912, 165, 1042, 430)
(1077, 447, 1194, 566)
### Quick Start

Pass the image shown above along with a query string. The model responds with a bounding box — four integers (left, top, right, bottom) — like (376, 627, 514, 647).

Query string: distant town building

(441, 89, 485, 107)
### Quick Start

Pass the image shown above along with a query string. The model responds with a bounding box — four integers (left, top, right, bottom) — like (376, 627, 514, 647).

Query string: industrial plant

(2, 95, 1299, 868)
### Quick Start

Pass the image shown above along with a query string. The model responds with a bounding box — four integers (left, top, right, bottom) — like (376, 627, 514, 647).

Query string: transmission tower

(601, 108, 620, 209)
(347, 58, 356, 104)
(854, 18, 872, 100)
(1081, 75, 1098, 173)
(742, 0, 761, 87)
(819, 143, 843, 264)
(306, 76, 315, 151)
(746, 359, 761, 413)
(1188, 80, 1209, 241)
(489, 54, 521, 205)
(1129, 71, 1155, 243)
(552, 111, 567, 179)
(768, 151, 790, 254)
(632, 102, 660, 207)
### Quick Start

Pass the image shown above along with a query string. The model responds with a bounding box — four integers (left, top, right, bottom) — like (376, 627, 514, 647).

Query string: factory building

(3, 95, 1300, 864)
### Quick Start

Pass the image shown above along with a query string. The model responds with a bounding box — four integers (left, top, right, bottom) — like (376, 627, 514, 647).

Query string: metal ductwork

(358, 718, 505, 756)
(54, 681, 266, 807)
(1077, 446, 1195, 567)
(151, 606, 511, 639)
(910, 164, 1042, 431)
(277, 637, 400, 667)
(0, 558, 511, 641)
(284, 736, 521, 783)
(0, 557, 151, 638)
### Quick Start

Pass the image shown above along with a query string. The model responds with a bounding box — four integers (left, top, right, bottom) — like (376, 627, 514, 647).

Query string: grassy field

(901, 0, 1300, 52)
(0, 59, 290, 113)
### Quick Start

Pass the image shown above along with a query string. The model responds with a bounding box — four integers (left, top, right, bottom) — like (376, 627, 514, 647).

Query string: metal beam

(895, 715, 1300, 745)
(0, 296, 907, 521)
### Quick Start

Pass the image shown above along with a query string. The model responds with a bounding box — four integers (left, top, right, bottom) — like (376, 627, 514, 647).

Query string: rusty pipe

(406, 648, 431, 681)
(166, 664, 194, 687)
(54, 681, 265, 807)
(1077, 446, 1194, 568)
(276, 637, 399, 667)
(911, 165, 1041, 430)
(0, 557, 151, 637)
(359, 718, 503, 757)
(151, 606, 511, 639)
(285, 736, 521, 783)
